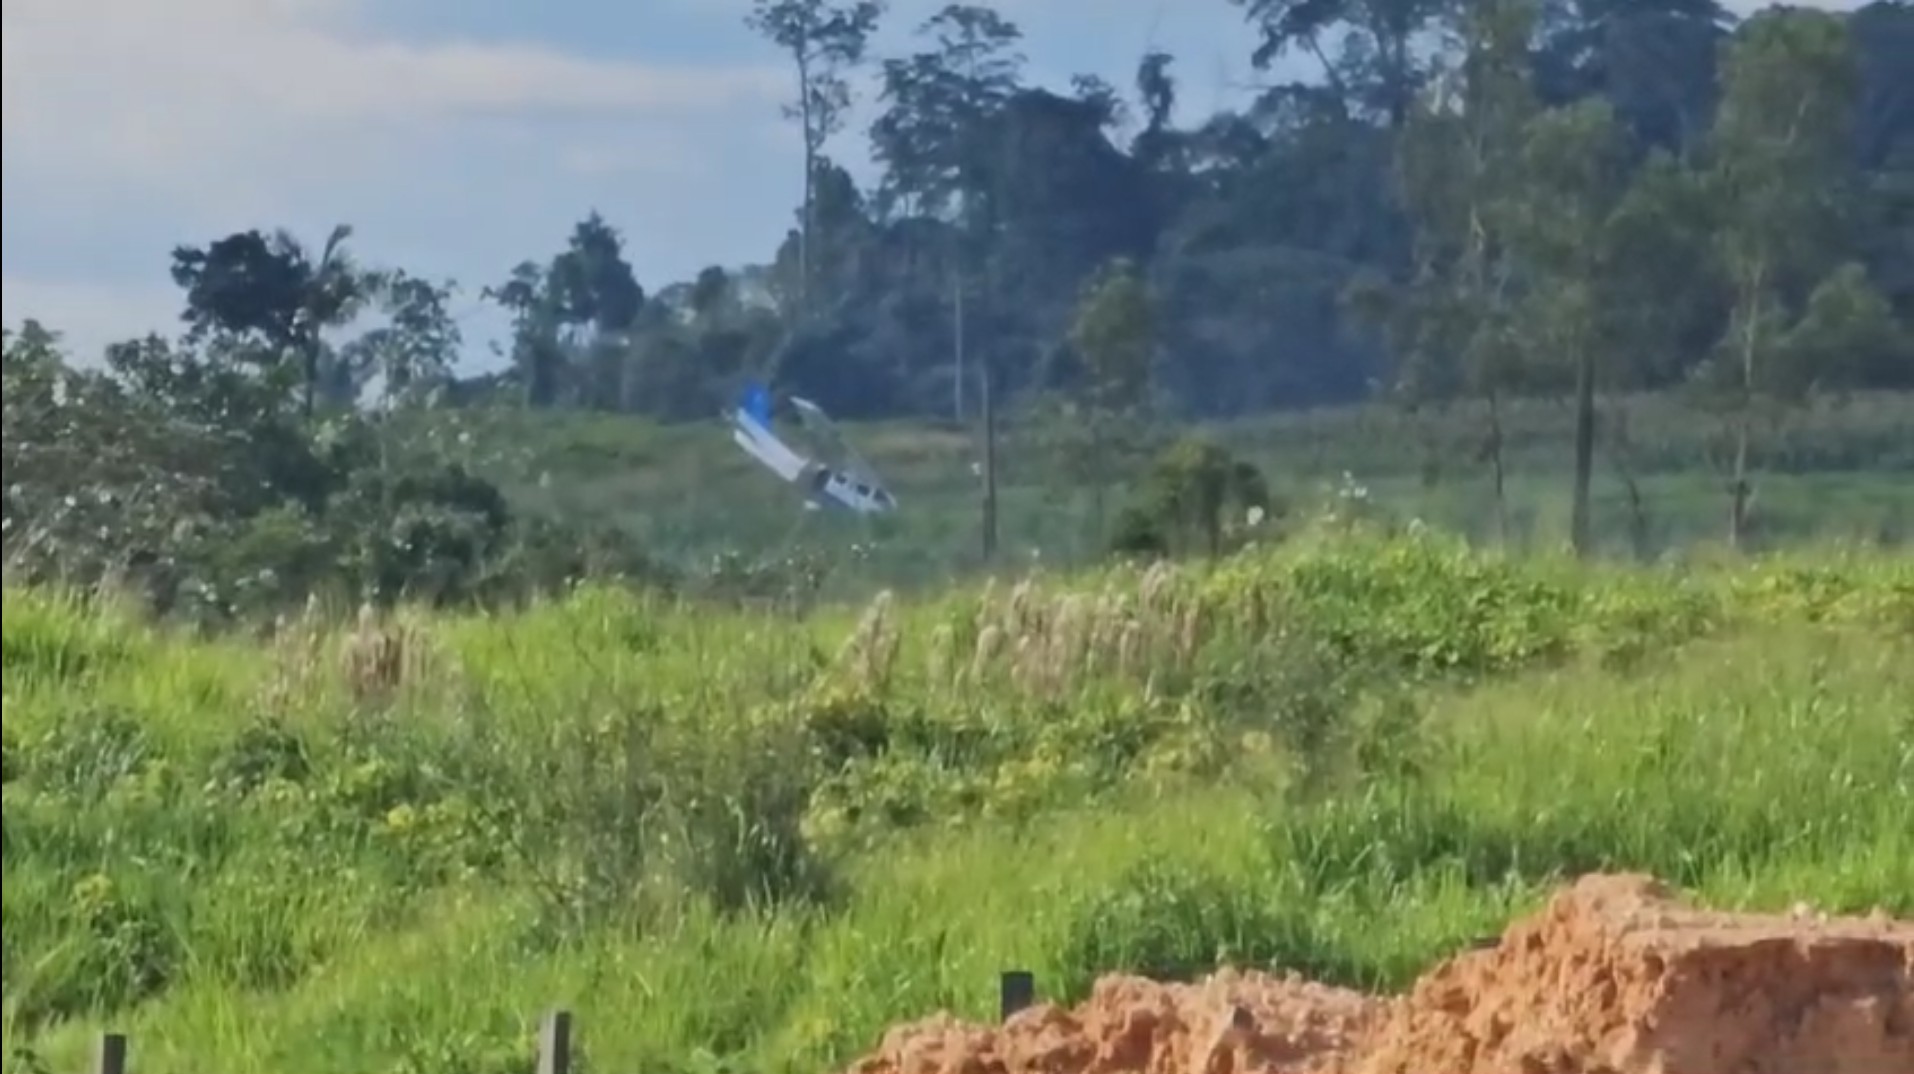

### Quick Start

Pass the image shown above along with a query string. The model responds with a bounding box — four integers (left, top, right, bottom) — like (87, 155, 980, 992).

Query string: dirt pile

(840, 873, 1913, 1074)
(844, 970, 1382, 1074)
(1358, 873, 1914, 1074)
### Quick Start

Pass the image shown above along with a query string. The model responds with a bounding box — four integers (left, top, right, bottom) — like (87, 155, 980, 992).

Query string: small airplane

(726, 382, 899, 515)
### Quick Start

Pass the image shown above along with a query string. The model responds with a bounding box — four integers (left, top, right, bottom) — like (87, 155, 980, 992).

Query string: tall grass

(3, 528, 1909, 1074)
(421, 390, 1914, 589)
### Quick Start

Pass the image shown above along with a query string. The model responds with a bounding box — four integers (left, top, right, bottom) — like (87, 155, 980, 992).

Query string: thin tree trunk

(952, 265, 965, 422)
(1569, 344, 1596, 556)
(1729, 284, 1762, 550)
(1600, 400, 1652, 561)
(1729, 416, 1751, 549)
(1487, 389, 1509, 545)
(303, 342, 318, 419)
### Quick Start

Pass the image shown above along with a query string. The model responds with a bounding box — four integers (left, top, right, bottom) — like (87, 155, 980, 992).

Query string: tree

(1377, 0, 1544, 542)
(1780, 261, 1911, 395)
(1532, 0, 1734, 154)
(868, 3, 1025, 220)
(481, 214, 644, 411)
(1235, 0, 1451, 127)
(865, 5, 1028, 419)
(337, 271, 463, 409)
(549, 211, 645, 339)
(1070, 257, 1156, 415)
(484, 260, 565, 408)
(1109, 436, 1271, 559)
(1502, 98, 1632, 555)
(1582, 147, 1728, 555)
(1698, 8, 1860, 548)
(1, 327, 235, 587)
(169, 224, 371, 418)
(747, 0, 886, 313)
(550, 212, 645, 410)
(1054, 256, 1160, 544)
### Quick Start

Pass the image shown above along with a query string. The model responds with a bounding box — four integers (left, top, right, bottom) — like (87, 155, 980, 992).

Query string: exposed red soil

(841, 873, 1914, 1074)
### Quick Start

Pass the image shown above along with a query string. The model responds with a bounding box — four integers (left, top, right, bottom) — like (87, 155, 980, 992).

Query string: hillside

(435, 389, 1914, 588)
(4, 530, 1909, 1072)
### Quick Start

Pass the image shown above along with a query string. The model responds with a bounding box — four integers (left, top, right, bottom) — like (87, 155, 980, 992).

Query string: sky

(0, 0, 1856, 369)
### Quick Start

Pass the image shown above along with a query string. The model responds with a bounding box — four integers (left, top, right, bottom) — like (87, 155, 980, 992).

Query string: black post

(95, 1034, 126, 1074)
(537, 1009, 572, 1074)
(999, 970, 1034, 1020)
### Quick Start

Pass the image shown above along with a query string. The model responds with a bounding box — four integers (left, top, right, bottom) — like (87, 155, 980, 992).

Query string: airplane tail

(728, 381, 810, 483)
(737, 381, 773, 429)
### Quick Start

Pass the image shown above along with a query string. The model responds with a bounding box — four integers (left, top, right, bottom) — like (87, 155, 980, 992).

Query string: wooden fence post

(999, 970, 1035, 1020)
(95, 1033, 126, 1074)
(537, 1009, 572, 1074)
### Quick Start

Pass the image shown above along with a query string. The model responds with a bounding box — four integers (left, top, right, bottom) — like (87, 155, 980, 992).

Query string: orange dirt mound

(840, 873, 1914, 1074)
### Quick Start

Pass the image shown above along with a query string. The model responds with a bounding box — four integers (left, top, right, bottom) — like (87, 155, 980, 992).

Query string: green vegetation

(451, 388, 1914, 589)
(6, 1, 1911, 618)
(3, 2, 1909, 1070)
(5, 529, 1909, 1073)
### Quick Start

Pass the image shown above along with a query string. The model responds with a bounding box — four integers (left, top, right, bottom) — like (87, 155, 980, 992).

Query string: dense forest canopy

(3, 0, 1910, 617)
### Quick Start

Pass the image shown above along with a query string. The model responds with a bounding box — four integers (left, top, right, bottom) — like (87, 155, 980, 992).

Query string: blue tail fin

(739, 381, 773, 428)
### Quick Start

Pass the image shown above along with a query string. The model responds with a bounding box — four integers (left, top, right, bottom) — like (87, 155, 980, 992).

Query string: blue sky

(0, 0, 1841, 368)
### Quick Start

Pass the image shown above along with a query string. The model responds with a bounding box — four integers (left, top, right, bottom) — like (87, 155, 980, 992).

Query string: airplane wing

(789, 396, 887, 489)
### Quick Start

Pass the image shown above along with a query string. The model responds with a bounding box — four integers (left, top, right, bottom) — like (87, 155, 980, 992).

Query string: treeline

(20, 0, 1909, 427)
(3, 0, 1911, 618)
(477, 0, 1912, 425)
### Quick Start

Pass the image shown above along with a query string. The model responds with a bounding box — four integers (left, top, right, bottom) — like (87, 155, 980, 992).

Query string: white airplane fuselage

(730, 407, 896, 515)
(802, 461, 896, 515)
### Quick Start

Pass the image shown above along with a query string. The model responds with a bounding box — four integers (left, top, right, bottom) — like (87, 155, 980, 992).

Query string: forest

(473, 0, 1913, 424)
(3, 0, 1910, 617)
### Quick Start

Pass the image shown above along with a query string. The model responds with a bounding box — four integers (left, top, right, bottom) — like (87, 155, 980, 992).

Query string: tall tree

(1533, 0, 1734, 154)
(868, 4, 1027, 418)
(482, 215, 644, 411)
(484, 260, 565, 408)
(747, 0, 886, 313)
(1381, 0, 1544, 541)
(869, 3, 1025, 220)
(169, 224, 370, 418)
(1131, 49, 1181, 174)
(549, 212, 645, 410)
(1502, 99, 1632, 555)
(1060, 256, 1159, 542)
(1699, 8, 1861, 548)
(549, 211, 645, 339)
(1235, 0, 1450, 127)
(336, 271, 463, 409)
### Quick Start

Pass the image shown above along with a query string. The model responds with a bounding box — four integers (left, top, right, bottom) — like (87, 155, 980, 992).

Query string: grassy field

(4, 525, 1910, 1073)
(414, 390, 1914, 592)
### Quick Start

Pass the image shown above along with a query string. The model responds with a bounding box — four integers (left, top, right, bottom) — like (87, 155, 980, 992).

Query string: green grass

(413, 389, 1914, 591)
(3, 528, 1910, 1073)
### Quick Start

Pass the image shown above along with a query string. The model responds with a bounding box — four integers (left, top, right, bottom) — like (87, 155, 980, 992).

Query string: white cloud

(1, 0, 782, 211)
(1, 0, 792, 363)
